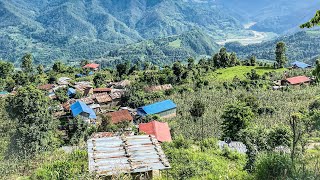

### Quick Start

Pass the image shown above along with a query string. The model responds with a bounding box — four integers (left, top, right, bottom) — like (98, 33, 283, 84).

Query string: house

(58, 77, 71, 85)
(145, 84, 173, 92)
(106, 109, 133, 124)
(83, 63, 100, 71)
(139, 121, 172, 142)
(83, 87, 94, 97)
(137, 100, 177, 118)
(67, 88, 76, 97)
(281, 76, 311, 86)
(93, 93, 112, 106)
(70, 101, 97, 120)
(87, 135, 170, 177)
(218, 141, 247, 154)
(291, 61, 312, 69)
(93, 88, 112, 94)
(110, 80, 131, 89)
(109, 90, 125, 106)
(89, 104, 101, 113)
(38, 84, 55, 92)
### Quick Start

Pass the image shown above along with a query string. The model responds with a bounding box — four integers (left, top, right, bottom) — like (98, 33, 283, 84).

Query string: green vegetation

(1, 44, 320, 179)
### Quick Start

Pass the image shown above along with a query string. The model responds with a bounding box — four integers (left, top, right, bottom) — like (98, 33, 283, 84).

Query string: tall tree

(21, 53, 33, 73)
(189, 100, 206, 150)
(7, 86, 60, 158)
(250, 55, 256, 66)
(229, 52, 238, 67)
(0, 61, 14, 79)
(37, 64, 44, 75)
(275, 42, 287, 68)
(313, 59, 320, 83)
(219, 47, 229, 67)
(172, 61, 184, 83)
(222, 102, 254, 140)
(300, 10, 320, 28)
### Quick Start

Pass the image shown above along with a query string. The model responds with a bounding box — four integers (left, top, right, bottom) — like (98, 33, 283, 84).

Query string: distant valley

(0, 0, 319, 66)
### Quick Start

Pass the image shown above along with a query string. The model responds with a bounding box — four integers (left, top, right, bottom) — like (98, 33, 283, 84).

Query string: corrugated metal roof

(67, 88, 76, 97)
(106, 110, 133, 124)
(83, 63, 100, 69)
(218, 141, 247, 154)
(139, 121, 172, 142)
(87, 135, 170, 176)
(93, 88, 112, 93)
(291, 61, 312, 69)
(138, 100, 176, 116)
(70, 101, 97, 119)
(286, 76, 311, 85)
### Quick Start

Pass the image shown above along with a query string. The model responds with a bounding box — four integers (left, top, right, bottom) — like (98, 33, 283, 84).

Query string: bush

(254, 153, 293, 180)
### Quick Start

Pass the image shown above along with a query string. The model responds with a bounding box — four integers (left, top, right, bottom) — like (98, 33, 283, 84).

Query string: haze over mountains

(0, 0, 319, 65)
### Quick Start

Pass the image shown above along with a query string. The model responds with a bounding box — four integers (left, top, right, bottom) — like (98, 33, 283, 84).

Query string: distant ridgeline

(225, 30, 320, 64)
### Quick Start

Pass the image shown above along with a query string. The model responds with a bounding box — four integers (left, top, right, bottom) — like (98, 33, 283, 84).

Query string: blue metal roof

(0, 91, 9, 95)
(138, 100, 176, 116)
(67, 88, 76, 97)
(89, 71, 94, 75)
(70, 101, 97, 119)
(291, 61, 312, 69)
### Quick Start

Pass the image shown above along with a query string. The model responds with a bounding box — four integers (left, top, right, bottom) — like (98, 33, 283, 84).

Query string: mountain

(225, 30, 320, 64)
(0, 0, 319, 65)
(103, 29, 220, 67)
(0, 0, 243, 65)
(220, 0, 320, 34)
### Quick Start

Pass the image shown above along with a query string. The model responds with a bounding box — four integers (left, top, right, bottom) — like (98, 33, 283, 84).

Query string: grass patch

(168, 39, 181, 48)
(206, 66, 286, 82)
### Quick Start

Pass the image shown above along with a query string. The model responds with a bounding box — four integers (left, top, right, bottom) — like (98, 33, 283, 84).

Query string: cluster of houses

(34, 63, 179, 177)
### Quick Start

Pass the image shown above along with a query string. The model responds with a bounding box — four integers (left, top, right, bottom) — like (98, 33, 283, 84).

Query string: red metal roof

(83, 63, 100, 69)
(286, 76, 310, 85)
(107, 110, 133, 124)
(139, 121, 172, 142)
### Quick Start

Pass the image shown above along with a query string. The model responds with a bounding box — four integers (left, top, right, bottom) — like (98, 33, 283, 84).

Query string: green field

(207, 66, 287, 81)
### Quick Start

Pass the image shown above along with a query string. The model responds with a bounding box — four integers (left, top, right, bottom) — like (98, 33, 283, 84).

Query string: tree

(275, 42, 287, 68)
(0, 61, 14, 79)
(93, 73, 107, 87)
(250, 55, 256, 66)
(187, 57, 195, 69)
(55, 87, 69, 103)
(300, 10, 320, 28)
(189, 100, 206, 147)
(229, 52, 238, 67)
(37, 64, 44, 75)
(52, 61, 66, 73)
(219, 47, 229, 67)
(222, 102, 254, 140)
(313, 59, 320, 83)
(21, 53, 33, 73)
(80, 60, 90, 67)
(7, 86, 60, 158)
(116, 62, 130, 78)
(172, 61, 184, 83)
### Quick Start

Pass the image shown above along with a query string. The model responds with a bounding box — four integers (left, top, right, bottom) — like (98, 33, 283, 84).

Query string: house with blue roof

(70, 101, 97, 121)
(67, 88, 76, 97)
(137, 100, 177, 119)
(291, 61, 312, 69)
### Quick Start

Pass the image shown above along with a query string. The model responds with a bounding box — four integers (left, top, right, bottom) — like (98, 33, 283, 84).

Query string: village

(0, 60, 315, 178)
(1, 50, 320, 179)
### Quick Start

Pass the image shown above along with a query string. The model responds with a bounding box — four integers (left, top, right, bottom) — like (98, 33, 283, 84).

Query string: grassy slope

(206, 66, 286, 81)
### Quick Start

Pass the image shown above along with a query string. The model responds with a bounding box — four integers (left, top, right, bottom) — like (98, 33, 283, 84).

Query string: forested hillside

(1, 0, 318, 65)
(226, 30, 320, 64)
(0, 0, 243, 65)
